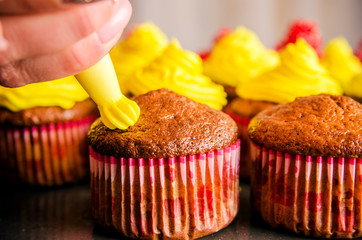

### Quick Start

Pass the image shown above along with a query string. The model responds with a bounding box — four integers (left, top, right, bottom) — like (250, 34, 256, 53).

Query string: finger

(0, 0, 131, 87)
(0, 0, 103, 13)
(0, 0, 127, 65)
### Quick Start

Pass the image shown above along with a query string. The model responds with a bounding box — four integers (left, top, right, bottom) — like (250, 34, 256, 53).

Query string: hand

(0, 0, 132, 87)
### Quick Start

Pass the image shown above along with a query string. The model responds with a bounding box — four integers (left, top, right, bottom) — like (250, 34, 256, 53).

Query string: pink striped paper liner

(225, 108, 251, 180)
(250, 142, 362, 238)
(90, 140, 240, 239)
(0, 116, 96, 186)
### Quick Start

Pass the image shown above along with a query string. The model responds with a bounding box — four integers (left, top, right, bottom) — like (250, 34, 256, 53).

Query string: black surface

(0, 181, 311, 240)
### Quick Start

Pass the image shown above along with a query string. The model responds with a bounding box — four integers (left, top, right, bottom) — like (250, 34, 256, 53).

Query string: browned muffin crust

(350, 95, 362, 104)
(228, 97, 277, 118)
(248, 95, 362, 158)
(0, 99, 98, 126)
(89, 88, 238, 159)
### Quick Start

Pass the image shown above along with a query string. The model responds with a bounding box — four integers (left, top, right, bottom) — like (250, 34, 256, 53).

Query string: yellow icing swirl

(236, 39, 343, 103)
(203, 26, 279, 87)
(127, 40, 227, 110)
(345, 72, 362, 98)
(75, 54, 139, 130)
(321, 38, 362, 91)
(110, 22, 168, 93)
(0, 76, 89, 112)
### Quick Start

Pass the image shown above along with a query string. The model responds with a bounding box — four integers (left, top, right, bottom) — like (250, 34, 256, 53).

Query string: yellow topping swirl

(110, 22, 168, 93)
(127, 40, 227, 110)
(203, 26, 279, 87)
(345, 72, 362, 98)
(321, 38, 362, 91)
(236, 39, 343, 103)
(0, 76, 89, 112)
(75, 54, 139, 130)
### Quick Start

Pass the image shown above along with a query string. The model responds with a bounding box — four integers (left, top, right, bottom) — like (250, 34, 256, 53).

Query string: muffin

(248, 94, 362, 238)
(88, 89, 240, 240)
(225, 38, 342, 179)
(203, 26, 279, 101)
(126, 40, 227, 110)
(224, 99, 276, 179)
(321, 37, 362, 92)
(109, 22, 168, 95)
(0, 76, 98, 186)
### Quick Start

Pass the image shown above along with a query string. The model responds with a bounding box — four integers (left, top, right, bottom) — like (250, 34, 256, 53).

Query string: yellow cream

(203, 26, 279, 87)
(321, 38, 362, 91)
(110, 22, 168, 93)
(0, 76, 89, 112)
(345, 72, 362, 98)
(127, 40, 227, 110)
(75, 55, 140, 130)
(236, 39, 343, 103)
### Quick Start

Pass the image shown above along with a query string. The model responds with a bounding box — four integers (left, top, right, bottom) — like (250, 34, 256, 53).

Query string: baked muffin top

(248, 95, 362, 158)
(89, 88, 238, 158)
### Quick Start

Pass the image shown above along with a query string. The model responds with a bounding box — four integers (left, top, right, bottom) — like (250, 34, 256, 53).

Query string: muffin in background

(126, 39, 227, 110)
(321, 37, 362, 92)
(225, 38, 342, 179)
(249, 94, 362, 239)
(275, 19, 322, 56)
(109, 22, 168, 95)
(88, 89, 240, 240)
(354, 38, 362, 62)
(198, 27, 232, 60)
(0, 76, 98, 186)
(203, 26, 279, 101)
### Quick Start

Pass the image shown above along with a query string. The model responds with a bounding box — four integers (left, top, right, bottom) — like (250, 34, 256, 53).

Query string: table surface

(0, 181, 310, 240)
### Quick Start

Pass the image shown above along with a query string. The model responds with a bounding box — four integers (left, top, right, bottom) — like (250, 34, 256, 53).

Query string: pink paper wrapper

(225, 109, 251, 180)
(250, 142, 362, 238)
(0, 116, 96, 186)
(90, 140, 240, 240)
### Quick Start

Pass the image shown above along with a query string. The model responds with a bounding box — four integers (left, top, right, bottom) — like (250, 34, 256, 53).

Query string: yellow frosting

(0, 76, 89, 112)
(110, 22, 168, 93)
(75, 54, 140, 130)
(345, 72, 362, 98)
(203, 26, 279, 87)
(321, 38, 362, 91)
(236, 39, 343, 103)
(127, 40, 227, 110)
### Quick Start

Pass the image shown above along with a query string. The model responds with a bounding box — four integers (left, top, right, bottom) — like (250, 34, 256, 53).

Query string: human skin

(0, 0, 132, 87)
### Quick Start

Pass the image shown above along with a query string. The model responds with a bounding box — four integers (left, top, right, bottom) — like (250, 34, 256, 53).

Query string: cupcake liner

(250, 142, 362, 238)
(225, 109, 251, 179)
(0, 116, 96, 186)
(90, 140, 240, 239)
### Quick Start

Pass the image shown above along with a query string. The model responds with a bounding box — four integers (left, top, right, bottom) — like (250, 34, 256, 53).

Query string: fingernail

(97, 1, 131, 44)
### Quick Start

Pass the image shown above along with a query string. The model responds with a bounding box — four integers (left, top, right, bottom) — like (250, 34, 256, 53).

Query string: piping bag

(75, 54, 140, 129)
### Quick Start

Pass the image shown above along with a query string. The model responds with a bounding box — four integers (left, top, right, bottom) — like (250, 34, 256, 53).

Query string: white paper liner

(0, 116, 96, 186)
(90, 140, 240, 239)
(250, 142, 362, 238)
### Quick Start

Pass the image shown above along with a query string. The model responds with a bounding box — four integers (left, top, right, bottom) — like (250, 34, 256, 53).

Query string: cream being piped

(75, 54, 140, 129)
